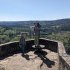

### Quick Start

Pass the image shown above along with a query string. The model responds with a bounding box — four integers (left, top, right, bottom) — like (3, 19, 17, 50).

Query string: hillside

(0, 18, 70, 26)
(0, 19, 70, 54)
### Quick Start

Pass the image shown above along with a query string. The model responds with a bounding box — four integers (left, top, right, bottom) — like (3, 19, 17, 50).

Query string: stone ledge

(0, 38, 70, 70)
(0, 39, 34, 47)
(58, 41, 70, 70)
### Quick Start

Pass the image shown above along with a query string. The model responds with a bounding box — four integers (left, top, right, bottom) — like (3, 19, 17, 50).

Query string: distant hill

(0, 18, 70, 26)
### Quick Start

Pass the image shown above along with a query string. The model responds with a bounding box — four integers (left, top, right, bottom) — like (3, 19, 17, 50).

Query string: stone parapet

(0, 38, 70, 70)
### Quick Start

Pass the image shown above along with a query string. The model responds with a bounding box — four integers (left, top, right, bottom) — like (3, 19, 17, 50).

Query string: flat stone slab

(32, 45, 45, 48)
(0, 49, 58, 70)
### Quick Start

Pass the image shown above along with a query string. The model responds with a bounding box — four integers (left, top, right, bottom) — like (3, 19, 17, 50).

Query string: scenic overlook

(0, 0, 70, 70)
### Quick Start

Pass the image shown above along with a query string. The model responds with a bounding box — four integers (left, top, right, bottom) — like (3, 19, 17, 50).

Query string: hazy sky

(0, 0, 70, 21)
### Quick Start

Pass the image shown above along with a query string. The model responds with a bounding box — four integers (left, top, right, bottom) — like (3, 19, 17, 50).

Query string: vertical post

(30, 26, 32, 39)
(30, 29, 31, 39)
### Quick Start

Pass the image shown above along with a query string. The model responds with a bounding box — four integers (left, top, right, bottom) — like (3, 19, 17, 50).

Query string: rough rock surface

(0, 49, 58, 70)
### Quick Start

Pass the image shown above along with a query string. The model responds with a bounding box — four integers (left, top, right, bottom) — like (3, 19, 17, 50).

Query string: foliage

(0, 19, 70, 54)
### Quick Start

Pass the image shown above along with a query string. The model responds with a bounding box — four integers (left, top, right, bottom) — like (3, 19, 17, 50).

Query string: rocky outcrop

(0, 49, 58, 70)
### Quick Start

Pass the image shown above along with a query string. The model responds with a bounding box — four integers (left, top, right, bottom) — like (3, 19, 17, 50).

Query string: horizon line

(0, 18, 70, 22)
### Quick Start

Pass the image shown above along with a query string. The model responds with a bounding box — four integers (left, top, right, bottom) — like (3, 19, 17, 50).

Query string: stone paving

(0, 49, 58, 70)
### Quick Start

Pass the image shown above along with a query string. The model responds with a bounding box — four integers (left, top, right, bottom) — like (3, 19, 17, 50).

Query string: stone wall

(39, 38, 57, 52)
(0, 41, 20, 56)
(40, 38, 70, 70)
(0, 39, 34, 57)
(58, 42, 70, 70)
(0, 38, 70, 70)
